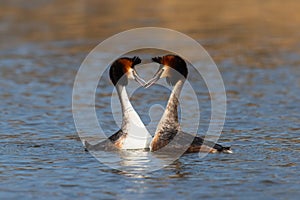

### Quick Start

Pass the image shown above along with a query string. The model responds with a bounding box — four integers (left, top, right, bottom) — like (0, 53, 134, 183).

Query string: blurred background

(1, 0, 300, 199)
(2, 0, 300, 56)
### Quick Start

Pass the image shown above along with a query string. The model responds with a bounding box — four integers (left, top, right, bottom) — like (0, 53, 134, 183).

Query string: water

(1, 0, 300, 199)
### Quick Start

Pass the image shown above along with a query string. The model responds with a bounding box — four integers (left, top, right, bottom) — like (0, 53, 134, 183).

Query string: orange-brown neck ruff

(118, 59, 132, 73)
(109, 58, 133, 86)
(162, 55, 188, 79)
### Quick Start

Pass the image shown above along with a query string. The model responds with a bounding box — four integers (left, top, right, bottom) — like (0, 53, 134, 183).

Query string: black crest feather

(132, 56, 141, 67)
(152, 57, 162, 64)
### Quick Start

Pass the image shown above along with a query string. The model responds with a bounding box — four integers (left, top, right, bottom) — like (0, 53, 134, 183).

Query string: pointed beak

(144, 66, 164, 88)
(132, 69, 146, 86)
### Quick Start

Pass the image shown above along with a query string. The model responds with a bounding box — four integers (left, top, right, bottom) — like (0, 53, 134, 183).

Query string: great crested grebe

(145, 55, 232, 153)
(85, 57, 152, 150)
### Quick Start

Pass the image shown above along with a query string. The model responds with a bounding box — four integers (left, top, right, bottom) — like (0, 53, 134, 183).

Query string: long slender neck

(156, 80, 184, 133)
(115, 84, 152, 148)
(116, 84, 143, 130)
(116, 84, 133, 115)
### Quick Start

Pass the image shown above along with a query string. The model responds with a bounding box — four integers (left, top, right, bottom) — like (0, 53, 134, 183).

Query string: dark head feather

(109, 57, 141, 86)
(132, 56, 141, 67)
(153, 55, 188, 86)
(152, 56, 162, 64)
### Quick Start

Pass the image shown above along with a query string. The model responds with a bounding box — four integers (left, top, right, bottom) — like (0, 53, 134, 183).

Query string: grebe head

(109, 56, 146, 86)
(145, 55, 188, 87)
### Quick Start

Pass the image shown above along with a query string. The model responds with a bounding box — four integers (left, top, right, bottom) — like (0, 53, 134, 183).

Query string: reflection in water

(91, 149, 184, 175)
(1, 0, 300, 199)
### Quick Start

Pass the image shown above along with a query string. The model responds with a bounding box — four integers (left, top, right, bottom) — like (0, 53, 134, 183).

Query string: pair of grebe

(85, 55, 232, 154)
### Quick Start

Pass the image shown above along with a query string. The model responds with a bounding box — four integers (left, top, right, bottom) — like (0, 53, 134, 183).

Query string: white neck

(116, 84, 152, 149)
(155, 80, 184, 133)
